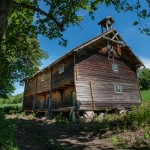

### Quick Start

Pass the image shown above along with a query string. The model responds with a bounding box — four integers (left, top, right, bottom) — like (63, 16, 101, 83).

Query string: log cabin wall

(24, 78, 36, 96)
(33, 69, 51, 110)
(34, 94, 49, 110)
(24, 95, 34, 110)
(50, 54, 75, 109)
(51, 54, 74, 90)
(63, 87, 75, 107)
(23, 78, 36, 109)
(23, 54, 75, 111)
(75, 47, 141, 110)
(51, 91, 61, 109)
(24, 68, 51, 110)
(36, 69, 51, 94)
(51, 87, 75, 109)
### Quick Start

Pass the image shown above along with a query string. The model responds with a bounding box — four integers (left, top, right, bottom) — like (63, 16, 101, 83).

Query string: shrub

(86, 103, 150, 132)
(0, 103, 22, 114)
(12, 93, 23, 104)
(0, 93, 23, 105)
(137, 68, 150, 90)
(55, 113, 69, 124)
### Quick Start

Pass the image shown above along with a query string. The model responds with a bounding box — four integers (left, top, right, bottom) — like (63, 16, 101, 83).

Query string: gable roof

(26, 28, 144, 80)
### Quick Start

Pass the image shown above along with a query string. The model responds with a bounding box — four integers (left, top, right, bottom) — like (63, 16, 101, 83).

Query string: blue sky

(13, 3, 150, 95)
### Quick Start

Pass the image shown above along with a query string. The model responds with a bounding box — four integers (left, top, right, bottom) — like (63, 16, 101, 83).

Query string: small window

(59, 64, 64, 74)
(41, 74, 45, 81)
(114, 85, 122, 93)
(112, 63, 118, 72)
(29, 80, 32, 86)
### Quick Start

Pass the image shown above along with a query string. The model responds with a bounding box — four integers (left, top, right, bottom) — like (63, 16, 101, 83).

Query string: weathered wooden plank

(75, 47, 141, 110)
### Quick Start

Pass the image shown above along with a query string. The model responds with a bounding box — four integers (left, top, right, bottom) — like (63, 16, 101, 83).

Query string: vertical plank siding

(76, 48, 141, 110)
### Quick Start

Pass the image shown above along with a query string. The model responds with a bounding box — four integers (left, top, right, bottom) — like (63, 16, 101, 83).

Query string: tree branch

(12, 1, 64, 31)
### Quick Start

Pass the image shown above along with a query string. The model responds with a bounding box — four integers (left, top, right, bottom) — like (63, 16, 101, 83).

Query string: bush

(0, 93, 23, 105)
(122, 103, 150, 128)
(85, 103, 150, 132)
(55, 113, 69, 124)
(137, 68, 150, 90)
(0, 103, 22, 114)
(108, 103, 150, 130)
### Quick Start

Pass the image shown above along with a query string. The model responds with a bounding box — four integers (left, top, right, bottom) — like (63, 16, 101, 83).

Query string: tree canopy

(1, 0, 150, 45)
(0, 1, 47, 98)
(0, 0, 150, 97)
(137, 68, 150, 90)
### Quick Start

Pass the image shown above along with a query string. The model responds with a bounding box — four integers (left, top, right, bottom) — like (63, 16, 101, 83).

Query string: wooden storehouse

(23, 17, 143, 113)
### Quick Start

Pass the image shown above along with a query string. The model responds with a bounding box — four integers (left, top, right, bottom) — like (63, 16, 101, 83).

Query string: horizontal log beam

(102, 36, 125, 45)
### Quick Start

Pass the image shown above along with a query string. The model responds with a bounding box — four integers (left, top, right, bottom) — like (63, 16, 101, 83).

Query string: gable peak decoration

(98, 16, 115, 33)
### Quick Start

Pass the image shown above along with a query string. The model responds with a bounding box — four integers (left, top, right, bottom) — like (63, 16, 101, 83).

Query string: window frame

(59, 64, 64, 74)
(114, 85, 122, 93)
(41, 74, 45, 81)
(112, 63, 119, 72)
(29, 80, 32, 86)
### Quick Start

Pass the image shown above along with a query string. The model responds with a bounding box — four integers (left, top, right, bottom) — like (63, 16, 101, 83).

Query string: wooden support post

(59, 89, 64, 108)
(73, 52, 78, 110)
(33, 75, 38, 110)
(75, 64, 78, 81)
(74, 52, 78, 81)
(106, 22, 108, 31)
(101, 26, 103, 33)
(22, 81, 27, 110)
(89, 80, 95, 109)
(49, 68, 52, 110)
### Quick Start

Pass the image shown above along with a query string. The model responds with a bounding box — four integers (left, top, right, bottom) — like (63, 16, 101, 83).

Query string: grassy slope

(140, 89, 150, 102)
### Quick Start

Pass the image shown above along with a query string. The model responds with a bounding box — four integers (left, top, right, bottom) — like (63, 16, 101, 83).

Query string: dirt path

(6, 115, 150, 150)
(8, 115, 116, 150)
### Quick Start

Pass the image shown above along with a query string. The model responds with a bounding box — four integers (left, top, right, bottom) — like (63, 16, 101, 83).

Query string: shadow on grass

(2, 103, 150, 150)
(6, 115, 149, 150)
(12, 117, 116, 150)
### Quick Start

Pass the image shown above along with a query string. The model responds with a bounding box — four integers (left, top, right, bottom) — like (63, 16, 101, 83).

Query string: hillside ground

(0, 90, 150, 150)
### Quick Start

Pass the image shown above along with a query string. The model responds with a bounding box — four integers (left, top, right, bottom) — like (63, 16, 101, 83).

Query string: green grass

(141, 89, 150, 102)
(0, 110, 18, 149)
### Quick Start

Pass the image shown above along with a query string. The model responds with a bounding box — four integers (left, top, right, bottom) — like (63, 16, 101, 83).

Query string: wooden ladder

(89, 80, 95, 109)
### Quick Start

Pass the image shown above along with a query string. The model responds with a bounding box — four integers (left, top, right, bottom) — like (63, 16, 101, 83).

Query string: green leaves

(133, 21, 139, 26)
(0, 0, 48, 98)
(137, 68, 150, 90)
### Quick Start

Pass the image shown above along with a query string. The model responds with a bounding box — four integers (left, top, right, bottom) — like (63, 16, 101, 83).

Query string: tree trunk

(0, 0, 12, 46)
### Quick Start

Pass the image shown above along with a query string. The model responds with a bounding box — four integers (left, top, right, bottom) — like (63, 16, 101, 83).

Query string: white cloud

(139, 56, 150, 69)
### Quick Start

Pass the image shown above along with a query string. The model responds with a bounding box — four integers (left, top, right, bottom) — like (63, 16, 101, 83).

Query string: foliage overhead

(137, 68, 150, 90)
(1, 0, 150, 45)
(11, 0, 150, 39)
(0, 1, 48, 98)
